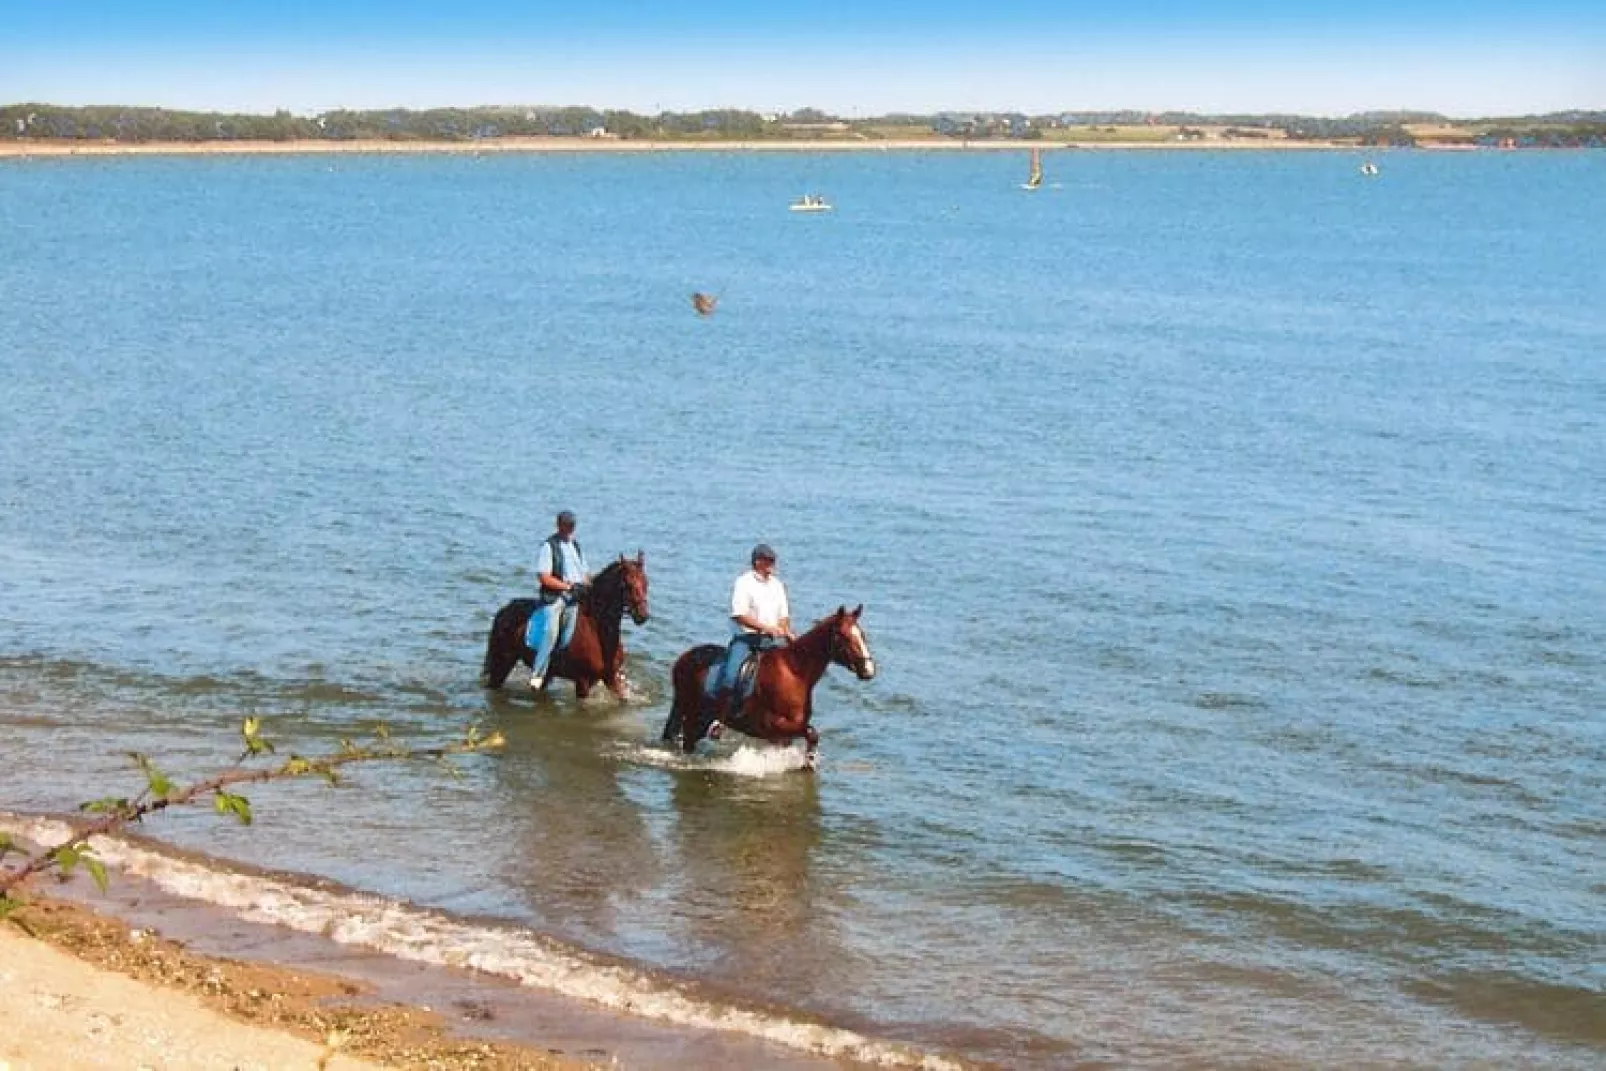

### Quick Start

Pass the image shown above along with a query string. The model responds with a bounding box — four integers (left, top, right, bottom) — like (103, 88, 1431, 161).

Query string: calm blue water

(2, 148, 1604, 1068)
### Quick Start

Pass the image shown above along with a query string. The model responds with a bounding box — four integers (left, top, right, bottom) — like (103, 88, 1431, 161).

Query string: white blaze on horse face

(850, 622, 876, 679)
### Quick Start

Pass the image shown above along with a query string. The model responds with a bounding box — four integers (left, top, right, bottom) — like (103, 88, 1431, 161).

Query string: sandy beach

(0, 898, 583, 1071)
(0, 135, 1349, 157)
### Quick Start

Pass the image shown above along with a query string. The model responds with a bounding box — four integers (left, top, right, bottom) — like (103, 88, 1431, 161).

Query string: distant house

(933, 114, 978, 137)
(587, 126, 608, 138)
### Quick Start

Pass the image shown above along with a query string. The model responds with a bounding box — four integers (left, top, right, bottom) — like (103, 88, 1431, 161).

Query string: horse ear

(851, 604, 863, 619)
(835, 605, 846, 618)
(636, 549, 644, 564)
(617, 553, 625, 564)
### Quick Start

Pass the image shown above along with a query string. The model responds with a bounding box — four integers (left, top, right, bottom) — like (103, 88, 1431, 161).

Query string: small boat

(691, 292, 718, 316)
(1360, 161, 1380, 176)
(1021, 147, 1043, 190)
(789, 194, 832, 213)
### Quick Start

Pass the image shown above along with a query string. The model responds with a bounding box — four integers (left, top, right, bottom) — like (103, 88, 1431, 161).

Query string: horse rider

(529, 509, 590, 689)
(705, 543, 794, 717)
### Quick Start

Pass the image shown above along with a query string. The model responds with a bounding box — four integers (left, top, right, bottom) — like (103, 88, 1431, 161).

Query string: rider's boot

(704, 688, 732, 736)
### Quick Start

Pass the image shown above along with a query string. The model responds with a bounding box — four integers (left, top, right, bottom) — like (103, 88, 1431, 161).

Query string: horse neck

(580, 562, 626, 645)
(779, 619, 835, 683)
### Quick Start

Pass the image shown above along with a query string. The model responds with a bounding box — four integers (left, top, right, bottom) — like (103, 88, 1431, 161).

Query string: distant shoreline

(0, 136, 1376, 157)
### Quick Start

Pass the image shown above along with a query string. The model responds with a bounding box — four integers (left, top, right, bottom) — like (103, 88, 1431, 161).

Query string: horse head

(618, 551, 650, 625)
(828, 604, 875, 680)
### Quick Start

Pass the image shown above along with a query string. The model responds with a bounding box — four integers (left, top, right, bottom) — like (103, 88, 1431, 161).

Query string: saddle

(703, 641, 769, 725)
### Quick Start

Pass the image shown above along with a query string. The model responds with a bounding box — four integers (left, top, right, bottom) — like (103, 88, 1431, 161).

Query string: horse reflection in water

(668, 769, 831, 987)
(482, 697, 664, 937)
(662, 605, 875, 762)
(480, 553, 649, 699)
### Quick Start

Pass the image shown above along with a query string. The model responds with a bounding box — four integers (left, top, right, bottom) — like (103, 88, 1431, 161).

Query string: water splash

(614, 741, 814, 777)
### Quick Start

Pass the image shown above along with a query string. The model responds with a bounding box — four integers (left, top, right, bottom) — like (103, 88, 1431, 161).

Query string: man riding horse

(704, 543, 793, 725)
(528, 509, 590, 691)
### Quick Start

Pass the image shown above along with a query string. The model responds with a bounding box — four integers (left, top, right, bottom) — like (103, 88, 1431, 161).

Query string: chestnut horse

(480, 553, 649, 699)
(661, 605, 875, 761)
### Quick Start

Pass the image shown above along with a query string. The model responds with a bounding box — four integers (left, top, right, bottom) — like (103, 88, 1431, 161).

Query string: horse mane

(786, 611, 842, 659)
(577, 557, 626, 613)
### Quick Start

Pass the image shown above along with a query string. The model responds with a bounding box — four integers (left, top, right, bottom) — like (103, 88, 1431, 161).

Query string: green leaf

(0, 896, 20, 920)
(281, 756, 312, 776)
(214, 791, 253, 825)
(83, 854, 109, 893)
(53, 845, 82, 875)
(134, 757, 174, 798)
(80, 797, 131, 815)
(0, 832, 13, 860)
(240, 717, 276, 755)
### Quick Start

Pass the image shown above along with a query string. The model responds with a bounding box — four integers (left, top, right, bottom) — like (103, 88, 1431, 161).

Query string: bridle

(621, 560, 650, 625)
(829, 619, 874, 679)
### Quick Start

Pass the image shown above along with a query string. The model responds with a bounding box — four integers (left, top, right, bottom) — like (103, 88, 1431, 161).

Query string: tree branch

(0, 720, 502, 907)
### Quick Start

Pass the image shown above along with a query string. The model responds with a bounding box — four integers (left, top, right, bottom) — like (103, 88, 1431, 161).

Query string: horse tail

(664, 645, 722, 751)
(481, 599, 536, 689)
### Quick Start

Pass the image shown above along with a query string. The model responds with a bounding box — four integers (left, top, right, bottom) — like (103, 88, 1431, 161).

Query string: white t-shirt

(730, 569, 789, 635)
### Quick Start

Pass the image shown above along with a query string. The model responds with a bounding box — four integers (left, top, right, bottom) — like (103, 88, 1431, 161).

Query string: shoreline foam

(1, 896, 575, 1070)
(1, 813, 966, 1070)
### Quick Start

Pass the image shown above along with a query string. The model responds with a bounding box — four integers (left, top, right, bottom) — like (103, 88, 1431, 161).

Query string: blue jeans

(706, 633, 768, 699)
(527, 596, 579, 680)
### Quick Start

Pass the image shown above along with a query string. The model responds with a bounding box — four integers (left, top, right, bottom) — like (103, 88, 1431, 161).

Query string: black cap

(557, 510, 576, 526)
(751, 543, 776, 563)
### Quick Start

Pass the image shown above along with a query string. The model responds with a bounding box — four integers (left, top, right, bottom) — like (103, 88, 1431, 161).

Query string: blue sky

(5, 2, 1603, 117)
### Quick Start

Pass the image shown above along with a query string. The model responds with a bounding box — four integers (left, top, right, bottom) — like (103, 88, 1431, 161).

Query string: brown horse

(662, 605, 875, 761)
(480, 553, 649, 699)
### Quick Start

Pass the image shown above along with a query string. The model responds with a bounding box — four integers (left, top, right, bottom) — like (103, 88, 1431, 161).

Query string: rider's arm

(537, 544, 574, 593)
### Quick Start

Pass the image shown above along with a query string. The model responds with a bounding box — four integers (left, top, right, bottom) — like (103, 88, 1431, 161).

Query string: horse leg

(480, 606, 527, 689)
(605, 648, 627, 700)
(663, 660, 697, 748)
(574, 677, 593, 700)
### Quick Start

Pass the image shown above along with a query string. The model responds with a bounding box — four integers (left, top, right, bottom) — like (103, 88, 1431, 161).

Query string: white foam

(616, 741, 813, 777)
(0, 814, 960, 1070)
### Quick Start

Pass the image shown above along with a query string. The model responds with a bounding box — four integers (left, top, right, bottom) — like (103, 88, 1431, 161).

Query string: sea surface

(2, 147, 1603, 1069)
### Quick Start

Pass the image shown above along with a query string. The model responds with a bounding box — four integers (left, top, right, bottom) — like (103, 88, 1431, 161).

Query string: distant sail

(1023, 148, 1043, 190)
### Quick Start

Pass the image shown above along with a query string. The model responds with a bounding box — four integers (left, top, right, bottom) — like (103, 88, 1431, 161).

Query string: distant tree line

(3, 103, 1603, 147)
(0, 104, 791, 141)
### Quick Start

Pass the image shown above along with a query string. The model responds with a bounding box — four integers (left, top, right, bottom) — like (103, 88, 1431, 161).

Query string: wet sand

(2, 852, 856, 1071)
(1, 896, 584, 1070)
